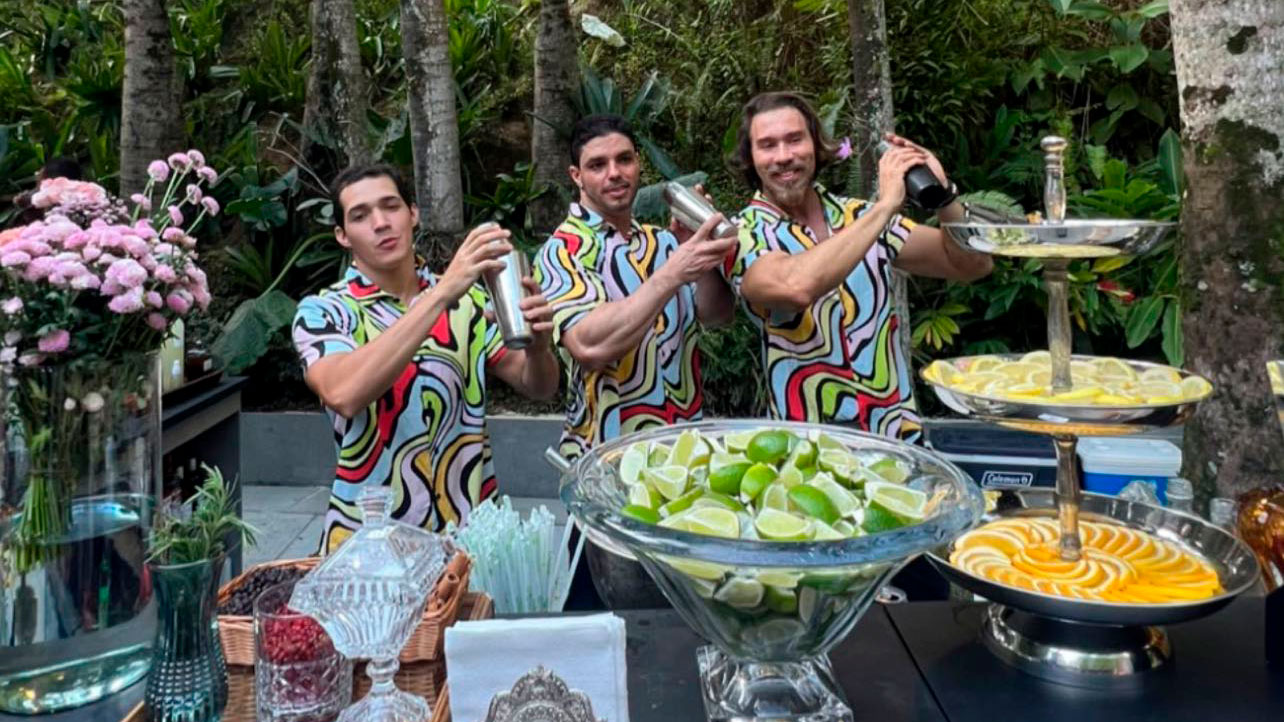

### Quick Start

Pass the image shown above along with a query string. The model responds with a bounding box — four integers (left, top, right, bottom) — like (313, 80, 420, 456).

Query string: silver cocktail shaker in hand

(480, 223, 534, 350)
(663, 182, 738, 239)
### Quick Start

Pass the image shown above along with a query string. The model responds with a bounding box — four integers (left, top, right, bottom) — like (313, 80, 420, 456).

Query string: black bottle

(877, 140, 952, 211)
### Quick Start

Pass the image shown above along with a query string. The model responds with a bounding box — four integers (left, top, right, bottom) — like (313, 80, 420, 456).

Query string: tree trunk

(303, 0, 371, 173)
(848, 0, 914, 409)
(120, 0, 183, 196)
(531, 0, 579, 235)
(1171, 0, 1284, 500)
(400, 0, 464, 267)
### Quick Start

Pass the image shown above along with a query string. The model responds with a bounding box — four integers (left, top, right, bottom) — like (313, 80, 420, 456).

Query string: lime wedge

(755, 570, 802, 588)
(620, 443, 649, 485)
(708, 455, 752, 496)
(866, 482, 928, 523)
(764, 584, 798, 614)
(789, 439, 818, 469)
(642, 465, 689, 500)
(810, 520, 847, 540)
(661, 554, 730, 581)
(833, 519, 858, 536)
(694, 491, 746, 512)
(740, 463, 776, 503)
(659, 488, 703, 517)
(818, 449, 859, 485)
(755, 508, 813, 541)
(787, 485, 841, 525)
(689, 577, 718, 599)
(808, 473, 861, 518)
(744, 618, 805, 646)
(627, 482, 660, 509)
(714, 577, 765, 609)
(723, 429, 760, 453)
(659, 507, 740, 539)
(669, 429, 711, 468)
(860, 504, 904, 533)
(868, 456, 909, 484)
(760, 482, 791, 513)
(808, 430, 847, 453)
(746, 429, 792, 464)
(620, 504, 660, 524)
(649, 444, 671, 467)
(776, 464, 804, 488)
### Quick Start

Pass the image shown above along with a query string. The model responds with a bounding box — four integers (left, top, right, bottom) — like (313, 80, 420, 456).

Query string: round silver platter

(927, 489, 1260, 627)
(922, 354, 1212, 436)
(942, 219, 1175, 259)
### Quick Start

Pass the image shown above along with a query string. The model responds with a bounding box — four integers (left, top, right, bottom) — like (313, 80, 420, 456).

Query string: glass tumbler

(254, 580, 353, 722)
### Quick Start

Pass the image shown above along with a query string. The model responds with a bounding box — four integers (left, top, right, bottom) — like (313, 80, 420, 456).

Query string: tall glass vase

(0, 354, 159, 714)
(145, 558, 227, 722)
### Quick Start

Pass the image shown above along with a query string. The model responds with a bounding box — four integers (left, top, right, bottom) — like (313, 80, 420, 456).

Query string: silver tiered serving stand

(922, 137, 1260, 688)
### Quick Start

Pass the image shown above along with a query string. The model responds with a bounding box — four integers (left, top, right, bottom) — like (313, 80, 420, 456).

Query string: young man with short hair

(534, 115, 738, 461)
(293, 164, 560, 552)
(726, 92, 993, 443)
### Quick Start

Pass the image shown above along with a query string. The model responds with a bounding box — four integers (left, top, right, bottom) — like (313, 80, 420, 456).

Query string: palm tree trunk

(531, 0, 579, 235)
(400, 0, 464, 267)
(303, 0, 371, 172)
(848, 0, 914, 420)
(120, 0, 183, 196)
(1171, 0, 1284, 499)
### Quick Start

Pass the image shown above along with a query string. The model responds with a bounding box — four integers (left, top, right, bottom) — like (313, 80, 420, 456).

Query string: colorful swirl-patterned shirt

(534, 203, 704, 460)
(724, 184, 922, 442)
(292, 262, 507, 552)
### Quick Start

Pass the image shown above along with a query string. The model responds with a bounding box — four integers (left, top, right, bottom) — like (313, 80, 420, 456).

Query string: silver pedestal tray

(941, 218, 1174, 258)
(927, 490, 1259, 688)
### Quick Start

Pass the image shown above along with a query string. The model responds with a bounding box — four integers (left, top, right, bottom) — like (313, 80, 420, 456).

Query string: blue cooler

(1076, 437, 1181, 504)
(926, 422, 1056, 489)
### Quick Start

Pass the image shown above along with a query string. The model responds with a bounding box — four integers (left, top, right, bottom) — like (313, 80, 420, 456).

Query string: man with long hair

(726, 91, 992, 443)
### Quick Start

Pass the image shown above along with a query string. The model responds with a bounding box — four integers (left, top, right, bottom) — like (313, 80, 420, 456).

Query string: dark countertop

(5, 597, 1279, 722)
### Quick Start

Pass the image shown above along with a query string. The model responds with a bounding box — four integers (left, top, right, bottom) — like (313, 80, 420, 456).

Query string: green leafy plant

(571, 67, 681, 179)
(148, 465, 257, 565)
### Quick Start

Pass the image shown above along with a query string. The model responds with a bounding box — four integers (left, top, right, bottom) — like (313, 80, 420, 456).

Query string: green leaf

(210, 291, 298, 374)
(1084, 144, 1109, 179)
(1136, 97, 1166, 126)
(1136, 0, 1169, 18)
(1157, 128, 1183, 197)
(1162, 300, 1183, 366)
(1124, 296, 1165, 348)
(1109, 44, 1149, 73)
(1106, 84, 1139, 111)
(1047, 0, 1073, 14)
(1091, 256, 1133, 274)
(1102, 158, 1128, 190)
(637, 136, 681, 180)
(1067, 1, 1112, 20)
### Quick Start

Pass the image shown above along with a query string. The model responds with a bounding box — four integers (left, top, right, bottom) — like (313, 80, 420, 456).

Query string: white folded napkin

(445, 613, 629, 722)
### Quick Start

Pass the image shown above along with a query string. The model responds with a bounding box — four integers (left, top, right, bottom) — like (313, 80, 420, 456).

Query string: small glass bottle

(1209, 497, 1238, 533)
(1165, 477, 1195, 514)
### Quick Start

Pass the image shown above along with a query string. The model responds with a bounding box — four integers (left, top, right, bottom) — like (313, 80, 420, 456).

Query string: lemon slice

(659, 507, 740, 539)
(1093, 357, 1138, 382)
(714, 577, 765, 609)
(1047, 386, 1104, 403)
(755, 508, 813, 541)
(1026, 368, 1052, 386)
(642, 465, 690, 500)
(1020, 350, 1051, 365)
(968, 357, 1004, 374)
(996, 362, 1040, 382)
(1140, 367, 1182, 384)
(1136, 380, 1182, 399)
(1181, 375, 1212, 399)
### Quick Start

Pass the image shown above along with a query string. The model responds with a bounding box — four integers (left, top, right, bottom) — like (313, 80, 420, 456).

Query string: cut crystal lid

(290, 486, 453, 615)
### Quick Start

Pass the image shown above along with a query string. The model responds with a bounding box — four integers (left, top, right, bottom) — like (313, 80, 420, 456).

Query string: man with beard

(534, 115, 738, 461)
(725, 92, 992, 443)
(534, 115, 737, 608)
(293, 164, 561, 552)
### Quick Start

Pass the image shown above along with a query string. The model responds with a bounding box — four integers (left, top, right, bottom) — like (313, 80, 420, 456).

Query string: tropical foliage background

(0, 0, 1184, 415)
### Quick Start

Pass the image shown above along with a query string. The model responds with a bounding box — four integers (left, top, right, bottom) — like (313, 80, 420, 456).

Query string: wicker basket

(122, 592, 493, 722)
(431, 686, 452, 722)
(217, 552, 472, 666)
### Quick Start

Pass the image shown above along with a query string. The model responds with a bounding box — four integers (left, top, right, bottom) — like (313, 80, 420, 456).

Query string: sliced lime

(755, 570, 802, 588)
(697, 490, 746, 512)
(620, 504, 660, 524)
(754, 508, 813, 541)
(746, 429, 791, 464)
(818, 449, 859, 485)
(620, 443, 649, 485)
(764, 584, 798, 614)
(868, 456, 910, 484)
(708, 457, 752, 496)
(714, 577, 765, 609)
(669, 429, 711, 468)
(649, 443, 671, 467)
(627, 482, 660, 509)
(787, 485, 841, 525)
(808, 473, 861, 519)
(833, 519, 858, 537)
(790, 439, 818, 469)
(723, 429, 760, 453)
(740, 463, 776, 503)
(860, 504, 904, 534)
(689, 577, 718, 599)
(797, 586, 820, 621)
(642, 465, 689, 500)
(760, 482, 790, 513)
(661, 555, 730, 581)
(866, 482, 928, 523)
(810, 520, 847, 540)
(659, 488, 704, 517)
(659, 507, 740, 539)
(809, 430, 847, 453)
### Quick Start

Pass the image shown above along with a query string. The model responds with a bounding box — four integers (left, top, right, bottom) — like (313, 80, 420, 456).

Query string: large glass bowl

(560, 420, 984, 722)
